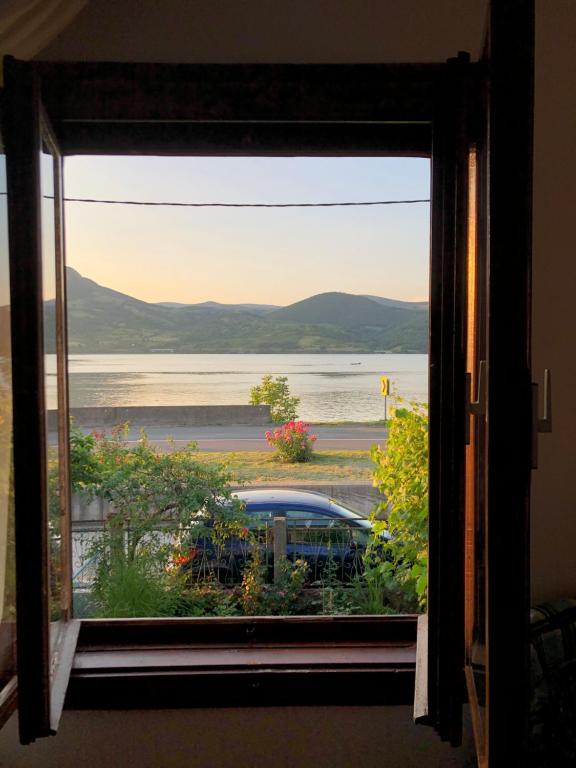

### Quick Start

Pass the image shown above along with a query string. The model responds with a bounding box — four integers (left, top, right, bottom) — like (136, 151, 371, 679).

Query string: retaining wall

(49, 404, 271, 429)
(71, 483, 385, 523)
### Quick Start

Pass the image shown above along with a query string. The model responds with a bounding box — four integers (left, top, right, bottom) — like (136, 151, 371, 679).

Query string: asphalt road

(63, 424, 388, 451)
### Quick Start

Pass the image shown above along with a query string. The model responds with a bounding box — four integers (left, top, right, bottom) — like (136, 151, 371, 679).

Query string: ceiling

(37, 0, 489, 64)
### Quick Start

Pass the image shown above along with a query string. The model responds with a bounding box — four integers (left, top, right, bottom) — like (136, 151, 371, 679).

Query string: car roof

(233, 488, 333, 511)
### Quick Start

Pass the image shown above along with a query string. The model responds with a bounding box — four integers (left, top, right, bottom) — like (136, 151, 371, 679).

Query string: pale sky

(63, 156, 430, 306)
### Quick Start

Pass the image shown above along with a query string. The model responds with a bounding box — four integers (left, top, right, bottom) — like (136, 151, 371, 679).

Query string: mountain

(66, 267, 151, 307)
(51, 268, 428, 354)
(156, 300, 279, 313)
(272, 292, 420, 328)
(362, 295, 428, 311)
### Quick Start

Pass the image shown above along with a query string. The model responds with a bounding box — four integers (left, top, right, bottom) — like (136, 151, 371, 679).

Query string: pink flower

(265, 431, 272, 440)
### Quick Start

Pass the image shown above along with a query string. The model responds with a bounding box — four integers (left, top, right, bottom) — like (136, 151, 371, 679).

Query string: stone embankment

(49, 404, 271, 429)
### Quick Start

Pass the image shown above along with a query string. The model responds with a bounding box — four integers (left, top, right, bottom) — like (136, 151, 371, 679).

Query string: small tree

(71, 425, 247, 616)
(249, 374, 299, 423)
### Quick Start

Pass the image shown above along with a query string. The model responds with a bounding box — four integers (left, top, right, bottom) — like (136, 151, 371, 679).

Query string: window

(0, 128, 17, 730)
(2, 57, 452, 742)
(2, 17, 535, 762)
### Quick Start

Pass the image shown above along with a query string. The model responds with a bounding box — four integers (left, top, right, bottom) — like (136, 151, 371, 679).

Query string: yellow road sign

(380, 376, 390, 396)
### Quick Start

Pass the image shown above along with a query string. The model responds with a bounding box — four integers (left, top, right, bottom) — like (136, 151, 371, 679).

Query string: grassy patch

(197, 450, 373, 484)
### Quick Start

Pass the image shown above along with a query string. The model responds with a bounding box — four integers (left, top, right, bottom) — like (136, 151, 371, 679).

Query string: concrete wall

(49, 404, 271, 429)
(71, 485, 384, 523)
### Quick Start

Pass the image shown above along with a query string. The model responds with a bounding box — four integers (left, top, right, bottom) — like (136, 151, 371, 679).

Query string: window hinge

(531, 369, 552, 469)
(465, 360, 487, 445)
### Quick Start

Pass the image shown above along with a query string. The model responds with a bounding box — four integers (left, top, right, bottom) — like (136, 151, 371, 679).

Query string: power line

(61, 196, 430, 208)
(0, 192, 430, 207)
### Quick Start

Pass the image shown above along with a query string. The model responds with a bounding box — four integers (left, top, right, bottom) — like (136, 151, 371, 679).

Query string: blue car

(182, 489, 384, 583)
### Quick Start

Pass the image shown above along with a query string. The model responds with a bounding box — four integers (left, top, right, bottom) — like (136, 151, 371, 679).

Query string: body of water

(47, 353, 428, 423)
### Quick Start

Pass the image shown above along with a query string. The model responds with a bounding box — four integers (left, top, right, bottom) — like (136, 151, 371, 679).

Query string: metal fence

(72, 516, 372, 593)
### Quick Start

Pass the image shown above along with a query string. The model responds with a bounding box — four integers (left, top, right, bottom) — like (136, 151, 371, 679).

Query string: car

(181, 489, 387, 584)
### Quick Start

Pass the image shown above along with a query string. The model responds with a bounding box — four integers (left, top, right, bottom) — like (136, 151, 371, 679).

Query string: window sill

(66, 615, 418, 709)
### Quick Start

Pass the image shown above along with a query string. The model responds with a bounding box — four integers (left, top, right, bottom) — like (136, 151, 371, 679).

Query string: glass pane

(41, 145, 62, 621)
(285, 509, 327, 521)
(464, 147, 487, 752)
(0, 146, 16, 686)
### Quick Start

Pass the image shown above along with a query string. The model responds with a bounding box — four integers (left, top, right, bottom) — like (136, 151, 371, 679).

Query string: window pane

(0, 147, 16, 686)
(285, 509, 327, 522)
(41, 146, 62, 621)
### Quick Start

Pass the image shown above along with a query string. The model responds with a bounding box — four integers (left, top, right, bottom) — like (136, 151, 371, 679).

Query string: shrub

(73, 424, 249, 617)
(92, 554, 184, 618)
(265, 421, 317, 463)
(240, 552, 309, 616)
(249, 374, 300, 423)
(370, 400, 429, 608)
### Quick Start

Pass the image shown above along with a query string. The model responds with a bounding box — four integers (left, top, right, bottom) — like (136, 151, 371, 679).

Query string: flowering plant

(265, 420, 317, 463)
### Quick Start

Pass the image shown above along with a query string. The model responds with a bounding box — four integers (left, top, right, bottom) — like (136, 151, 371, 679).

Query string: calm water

(47, 353, 428, 422)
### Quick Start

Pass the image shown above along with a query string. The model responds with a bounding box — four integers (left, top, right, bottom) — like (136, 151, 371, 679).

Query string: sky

(63, 156, 430, 307)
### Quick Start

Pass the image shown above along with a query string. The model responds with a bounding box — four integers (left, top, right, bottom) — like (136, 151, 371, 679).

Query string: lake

(47, 353, 428, 423)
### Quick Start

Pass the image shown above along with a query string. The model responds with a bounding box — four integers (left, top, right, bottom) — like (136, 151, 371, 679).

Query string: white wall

(0, 707, 474, 768)
(38, 0, 487, 63)
(530, 0, 576, 602)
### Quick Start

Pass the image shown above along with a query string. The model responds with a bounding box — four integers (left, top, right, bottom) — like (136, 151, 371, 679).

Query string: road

(63, 424, 388, 452)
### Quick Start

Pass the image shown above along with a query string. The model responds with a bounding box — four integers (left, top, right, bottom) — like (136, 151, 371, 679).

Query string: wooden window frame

(4, 55, 486, 742)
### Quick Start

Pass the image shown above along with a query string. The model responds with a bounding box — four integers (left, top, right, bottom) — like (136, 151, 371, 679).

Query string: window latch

(531, 369, 552, 469)
(465, 360, 487, 445)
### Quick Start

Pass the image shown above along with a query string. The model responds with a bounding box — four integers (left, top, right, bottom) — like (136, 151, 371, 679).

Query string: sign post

(380, 375, 390, 423)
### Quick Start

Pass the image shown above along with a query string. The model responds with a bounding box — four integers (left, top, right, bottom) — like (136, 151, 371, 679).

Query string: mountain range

(47, 268, 428, 354)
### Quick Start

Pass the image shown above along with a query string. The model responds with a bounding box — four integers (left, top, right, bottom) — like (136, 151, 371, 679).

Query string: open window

(2, 2, 535, 758)
(4, 57, 79, 743)
(2, 54, 467, 743)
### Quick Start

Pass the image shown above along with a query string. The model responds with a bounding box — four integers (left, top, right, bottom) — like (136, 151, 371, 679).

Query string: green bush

(249, 374, 300, 423)
(370, 401, 428, 608)
(93, 555, 183, 618)
(74, 425, 248, 617)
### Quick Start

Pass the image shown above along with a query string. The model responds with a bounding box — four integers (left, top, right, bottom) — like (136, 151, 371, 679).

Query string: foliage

(370, 400, 429, 608)
(92, 553, 185, 618)
(87, 424, 246, 561)
(73, 425, 249, 617)
(69, 426, 102, 491)
(176, 584, 241, 617)
(265, 421, 317, 463)
(318, 547, 416, 616)
(249, 374, 300, 423)
(240, 552, 309, 616)
(67, 407, 429, 617)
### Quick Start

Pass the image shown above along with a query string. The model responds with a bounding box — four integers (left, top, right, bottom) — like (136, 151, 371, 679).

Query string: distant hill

(362, 295, 428, 311)
(272, 292, 418, 328)
(48, 268, 428, 354)
(156, 300, 279, 313)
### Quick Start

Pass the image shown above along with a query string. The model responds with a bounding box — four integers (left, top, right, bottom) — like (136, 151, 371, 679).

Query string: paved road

(63, 424, 388, 452)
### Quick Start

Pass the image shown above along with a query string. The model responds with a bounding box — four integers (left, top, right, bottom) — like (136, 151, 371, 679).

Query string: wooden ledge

(66, 616, 417, 709)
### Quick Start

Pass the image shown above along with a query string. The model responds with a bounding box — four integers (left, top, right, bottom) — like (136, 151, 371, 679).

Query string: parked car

(180, 489, 386, 583)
